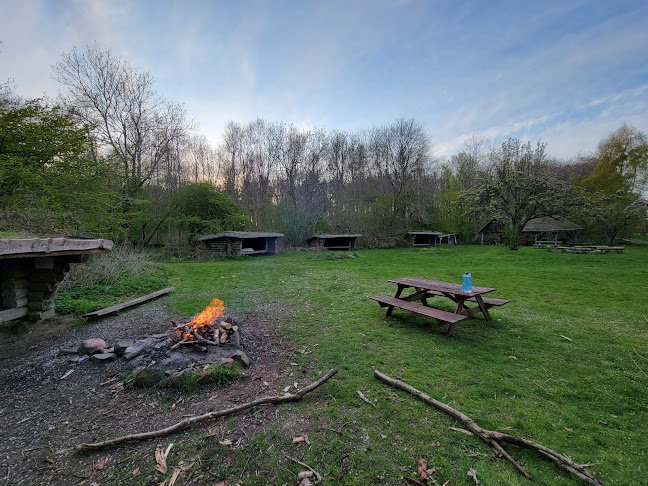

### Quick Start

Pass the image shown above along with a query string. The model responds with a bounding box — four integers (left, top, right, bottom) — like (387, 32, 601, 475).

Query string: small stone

(230, 330, 241, 348)
(123, 339, 153, 361)
(114, 339, 135, 357)
(78, 338, 107, 355)
(57, 347, 78, 356)
(229, 350, 251, 367)
(220, 358, 235, 369)
(90, 352, 117, 363)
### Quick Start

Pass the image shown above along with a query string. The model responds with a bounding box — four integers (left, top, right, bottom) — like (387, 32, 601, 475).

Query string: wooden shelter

(475, 217, 583, 245)
(407, 231, 442, 247)
(0, 237, 113, 324)
(196, 232, 283, 256)
(306, 234, 361, 251)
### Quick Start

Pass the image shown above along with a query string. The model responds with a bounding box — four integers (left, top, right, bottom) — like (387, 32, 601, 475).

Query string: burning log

(173, 298, 240, 347)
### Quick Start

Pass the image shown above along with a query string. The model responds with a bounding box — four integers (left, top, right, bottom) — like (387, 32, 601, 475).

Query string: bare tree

(53, 44, 193, 194)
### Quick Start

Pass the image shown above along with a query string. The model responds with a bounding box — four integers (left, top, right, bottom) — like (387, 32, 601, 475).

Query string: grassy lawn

(129, 246, 646, 485)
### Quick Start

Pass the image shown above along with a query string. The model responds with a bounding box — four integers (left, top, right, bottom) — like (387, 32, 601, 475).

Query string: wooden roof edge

(408, 231, 443, 236)
(196, 232, 284, 241)
(0, 237, 114, 257)
(308, 234, 363, 239)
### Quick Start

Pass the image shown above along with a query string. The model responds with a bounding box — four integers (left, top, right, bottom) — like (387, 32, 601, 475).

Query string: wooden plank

(370, 295, 467, 323)
(0, 306, 29, 324)
(467, 296, 509, 306)
(83, 287, 175, 318)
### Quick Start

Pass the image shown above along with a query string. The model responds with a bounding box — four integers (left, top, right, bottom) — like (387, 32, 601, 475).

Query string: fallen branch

(77, 369, 337, 451)
(374, 370, 603, 486)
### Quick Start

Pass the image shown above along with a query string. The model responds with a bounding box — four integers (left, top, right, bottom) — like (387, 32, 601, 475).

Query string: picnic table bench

(370, 277, 509, 337)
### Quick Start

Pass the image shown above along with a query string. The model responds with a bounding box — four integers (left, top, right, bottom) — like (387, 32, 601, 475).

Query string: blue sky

(1, 0, 647, 159)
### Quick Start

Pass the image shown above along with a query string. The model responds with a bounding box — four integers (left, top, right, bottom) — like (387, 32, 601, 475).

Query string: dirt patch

(0, 302, 297, 485)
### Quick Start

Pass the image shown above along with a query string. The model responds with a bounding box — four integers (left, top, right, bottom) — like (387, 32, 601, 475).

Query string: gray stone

(123, 339, 153, 361)
(229, 350, 251, 367)
(132, 366, 167, 388)
(78, 338, 107, 355)
(57, 347, 78, 356)
(230, 330, 241, 348)
(114, 339, 135, 357)
(220, 357, 235, 369)
(90, 352, 117, 363)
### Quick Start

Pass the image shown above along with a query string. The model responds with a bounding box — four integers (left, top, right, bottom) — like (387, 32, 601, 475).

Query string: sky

(1, 0, 647, 159)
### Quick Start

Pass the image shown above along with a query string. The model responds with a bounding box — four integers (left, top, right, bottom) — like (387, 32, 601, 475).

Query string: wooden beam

(83, 287, 175, 318)
(0, 306, 29, 324)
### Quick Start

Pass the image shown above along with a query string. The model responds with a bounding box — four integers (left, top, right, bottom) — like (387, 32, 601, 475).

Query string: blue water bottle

(462, 272, 472, 292)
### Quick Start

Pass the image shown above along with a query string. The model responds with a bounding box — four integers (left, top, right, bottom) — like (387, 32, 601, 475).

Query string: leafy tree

(580, 123, 648, 195)
(575, 124, 648, 243)
(171, 182, 247, 242)
(0, 98, 123, 237)
(466, 138, 568, 250)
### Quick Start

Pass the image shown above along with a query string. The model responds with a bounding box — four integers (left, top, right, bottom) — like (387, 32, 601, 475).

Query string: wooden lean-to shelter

(0, 237, 113, 324)
(306, 234, 362, 251)
(475, 217, 583, 245)
(196, 232, 283, 256)
(407, 231, 442, 247)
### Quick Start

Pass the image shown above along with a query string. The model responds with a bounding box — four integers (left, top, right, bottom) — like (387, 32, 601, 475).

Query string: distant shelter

(196, 232, 283, 256)
(407, 231, 442, 247)
(306, 234, 361, 251)
(475, 217, 583, 245)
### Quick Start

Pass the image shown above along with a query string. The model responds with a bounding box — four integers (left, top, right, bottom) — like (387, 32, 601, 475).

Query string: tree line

(1, 44, 646, 249)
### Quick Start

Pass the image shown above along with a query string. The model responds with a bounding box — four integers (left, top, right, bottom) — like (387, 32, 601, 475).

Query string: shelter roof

(0, 237, 113, 259)
(308, 234, 362, 239)
(196, 232, 283, 241)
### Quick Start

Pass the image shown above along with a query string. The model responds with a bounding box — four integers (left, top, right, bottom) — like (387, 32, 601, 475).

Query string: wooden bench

(423, 291, 509, 307)
(370, 295, 467, 337)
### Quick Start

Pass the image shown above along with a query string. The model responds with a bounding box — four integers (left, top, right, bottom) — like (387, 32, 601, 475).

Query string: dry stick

(77, 369, 337, 451)
(374, 370, 603, 486)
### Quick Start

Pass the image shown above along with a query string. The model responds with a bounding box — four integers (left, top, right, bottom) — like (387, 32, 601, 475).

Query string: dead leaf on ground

(95, 456, 109, 470)
(219, 439, 233, 446)
(417, 458, 428, 479)
(292, 434, 311, 445)
(155, 443, 174, 474)
(132, 467, 140, 477)
(297, 470, 314, 486)
(429, 440, 441, 447)
(213, 482, 225, 486)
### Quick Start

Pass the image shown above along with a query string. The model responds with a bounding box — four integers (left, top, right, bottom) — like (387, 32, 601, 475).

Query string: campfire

(173, 298, 240, 347)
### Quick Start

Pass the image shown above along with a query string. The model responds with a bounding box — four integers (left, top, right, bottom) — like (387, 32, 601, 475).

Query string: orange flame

(179, 298, 226, 340)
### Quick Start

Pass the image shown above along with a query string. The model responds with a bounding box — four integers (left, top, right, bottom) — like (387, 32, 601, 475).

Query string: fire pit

(60, 298, 251, 389)
(172, 298, 240, 347)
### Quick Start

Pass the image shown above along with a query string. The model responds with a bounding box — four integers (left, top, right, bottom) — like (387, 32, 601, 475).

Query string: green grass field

(121, 246, 648, 485)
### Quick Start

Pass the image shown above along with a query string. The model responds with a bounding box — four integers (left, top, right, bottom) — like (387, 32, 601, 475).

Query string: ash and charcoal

(58, 316, 251, 388)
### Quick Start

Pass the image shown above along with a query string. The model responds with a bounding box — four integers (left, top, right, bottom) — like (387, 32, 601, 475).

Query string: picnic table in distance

(370, 277, 509, 337)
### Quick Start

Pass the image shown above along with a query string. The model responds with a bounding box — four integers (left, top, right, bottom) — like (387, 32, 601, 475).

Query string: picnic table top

(388, 277, 496, 297)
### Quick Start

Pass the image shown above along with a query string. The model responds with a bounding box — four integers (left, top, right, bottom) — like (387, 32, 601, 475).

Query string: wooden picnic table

(370, 277, 509, 337)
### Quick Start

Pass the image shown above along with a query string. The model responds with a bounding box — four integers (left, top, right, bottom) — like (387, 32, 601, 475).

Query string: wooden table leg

(454, 296, 468, 315)
(387, 285, 406, 316)
(474, 295, 492, 321)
